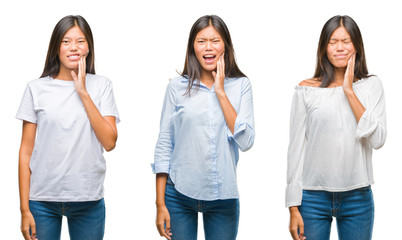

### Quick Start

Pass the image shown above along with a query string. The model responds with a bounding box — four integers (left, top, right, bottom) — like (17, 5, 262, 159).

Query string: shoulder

(168, 75, 189, 89)
(26, 76, 51, 89)
(86, 74, 115, 93)
(170, 76, 187, 84)
(356, 75, 382, 88)
(226, 76, 251, 88)
(162, 76, 184, 95)
(361, 75, 384, 92)
(238, 76, 250, 84)
(86, 74, 111, 84)
(298, 78, 321, 87)
(367, 75, 382, 85)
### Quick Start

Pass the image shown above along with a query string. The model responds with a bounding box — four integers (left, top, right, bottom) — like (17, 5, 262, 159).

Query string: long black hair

(314, 15, 370, 87)
(181, 15, 246, 95)
(40, 15, 95, 78)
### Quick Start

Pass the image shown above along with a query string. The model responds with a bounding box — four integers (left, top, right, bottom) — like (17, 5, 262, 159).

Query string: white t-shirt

(16, 74, 120, 202)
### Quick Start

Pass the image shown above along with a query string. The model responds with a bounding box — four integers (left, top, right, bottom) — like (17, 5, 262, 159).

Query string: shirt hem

(29, 195, 104, 202)
(172, 183, 239, 201)
(302, 181, 374, 192)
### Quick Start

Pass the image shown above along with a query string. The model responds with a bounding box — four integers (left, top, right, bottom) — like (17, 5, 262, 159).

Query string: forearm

(156, 173, 168, 206)
(19, 121, 36, 212)
(19, 155, 37, 240)
(78, 92, 117, 151)
(344, 89, 365, 122)
(215, 90, 237, 134)
(19, 154, 31, 212)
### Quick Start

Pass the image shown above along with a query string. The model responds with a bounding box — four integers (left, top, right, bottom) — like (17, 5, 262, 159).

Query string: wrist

(156, 201, 166, 207)
(215, 88, 226, 97)
(77, 89, 89, 98)
(289, 206, 299, 213)
(343, 87, 355, 96)
(20, 207, 30, 213)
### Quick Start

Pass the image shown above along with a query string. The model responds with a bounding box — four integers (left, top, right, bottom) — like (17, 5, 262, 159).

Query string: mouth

(334, 54, 348, 59)
(67, 54, 81, 61)
(203, 54, 216, 63)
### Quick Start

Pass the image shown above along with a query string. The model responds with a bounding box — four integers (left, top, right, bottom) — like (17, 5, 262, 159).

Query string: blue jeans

(299, 186, 374, 240)
(29, 198, 105, 240)
(165, 180, 240, 240)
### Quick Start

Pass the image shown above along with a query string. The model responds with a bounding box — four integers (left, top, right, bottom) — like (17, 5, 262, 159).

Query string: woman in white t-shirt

(17, 15, 120, 240)
(286, 15, 386, 240)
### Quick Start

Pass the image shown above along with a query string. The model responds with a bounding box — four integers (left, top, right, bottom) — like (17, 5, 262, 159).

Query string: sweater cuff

(286, 181, 302, 208)
(356, 111, 378, 139)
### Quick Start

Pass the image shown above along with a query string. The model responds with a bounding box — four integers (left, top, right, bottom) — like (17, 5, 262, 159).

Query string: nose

(205, 41, 212, 50)
(335, 42, 345, 51)
(69, 42, 78, 51)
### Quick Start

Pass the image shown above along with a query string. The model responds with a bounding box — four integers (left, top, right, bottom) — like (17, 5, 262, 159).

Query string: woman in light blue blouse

(152, 15, 255, 240)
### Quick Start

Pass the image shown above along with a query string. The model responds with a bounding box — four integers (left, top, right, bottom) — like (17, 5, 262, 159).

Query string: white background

(1, 0, 401, 239)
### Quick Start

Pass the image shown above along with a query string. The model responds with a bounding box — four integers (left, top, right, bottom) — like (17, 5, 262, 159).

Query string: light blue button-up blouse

(152, 76, 255, 200)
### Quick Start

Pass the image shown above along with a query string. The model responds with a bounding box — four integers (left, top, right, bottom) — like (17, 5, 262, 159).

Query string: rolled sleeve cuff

(101, 112, 121, 124)
(151, 163, 170, 174)
(226, 118, 247, 139)
(227, 118, 255, 152)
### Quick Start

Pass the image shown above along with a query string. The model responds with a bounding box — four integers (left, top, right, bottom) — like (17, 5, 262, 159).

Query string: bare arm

(71, 56, 117, 151)
(19, 121, 38, 240)
(155, 173, 172, 239)
(213, 54, 237, 134)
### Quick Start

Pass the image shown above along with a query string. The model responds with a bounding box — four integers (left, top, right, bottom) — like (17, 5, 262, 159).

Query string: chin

(202, 65, 217, 72)
(336, 64, 348, 69)
(67, 63, 79, 70)
(330, 61, 347, 69)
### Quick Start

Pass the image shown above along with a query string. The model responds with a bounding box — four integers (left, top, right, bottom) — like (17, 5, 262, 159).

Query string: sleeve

(100, 79, 120, 123)
(356, 77, 387, 149)
(286, 88, 307, 207)
(16, 84, 37, 124)
(226, 78, 255, 152)
(152, 81, 176, 174)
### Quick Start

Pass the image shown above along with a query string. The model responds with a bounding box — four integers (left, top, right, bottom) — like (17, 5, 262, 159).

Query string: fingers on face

(222, 55, 225, 73)
(350, 54, 356, 74)
(71, 70, 77, 80)
(347, 54, 355, 75)
(79, 55, 86, 74)
(217, 54, 225, 76)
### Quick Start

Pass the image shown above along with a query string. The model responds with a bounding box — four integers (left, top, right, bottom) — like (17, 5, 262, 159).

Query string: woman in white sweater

(287, 15, 386, 240)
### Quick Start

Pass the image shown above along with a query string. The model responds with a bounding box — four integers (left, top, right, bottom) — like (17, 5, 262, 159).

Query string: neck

(55, 68, 76, 81)
(200, 70, 214, 85)
(333, 67, 346, 83)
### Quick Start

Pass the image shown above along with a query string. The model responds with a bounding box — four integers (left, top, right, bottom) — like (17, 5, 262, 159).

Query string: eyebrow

(196, 37, 221, 40)
(329, 37, 351, 41)
(62, 37, 86, 40)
